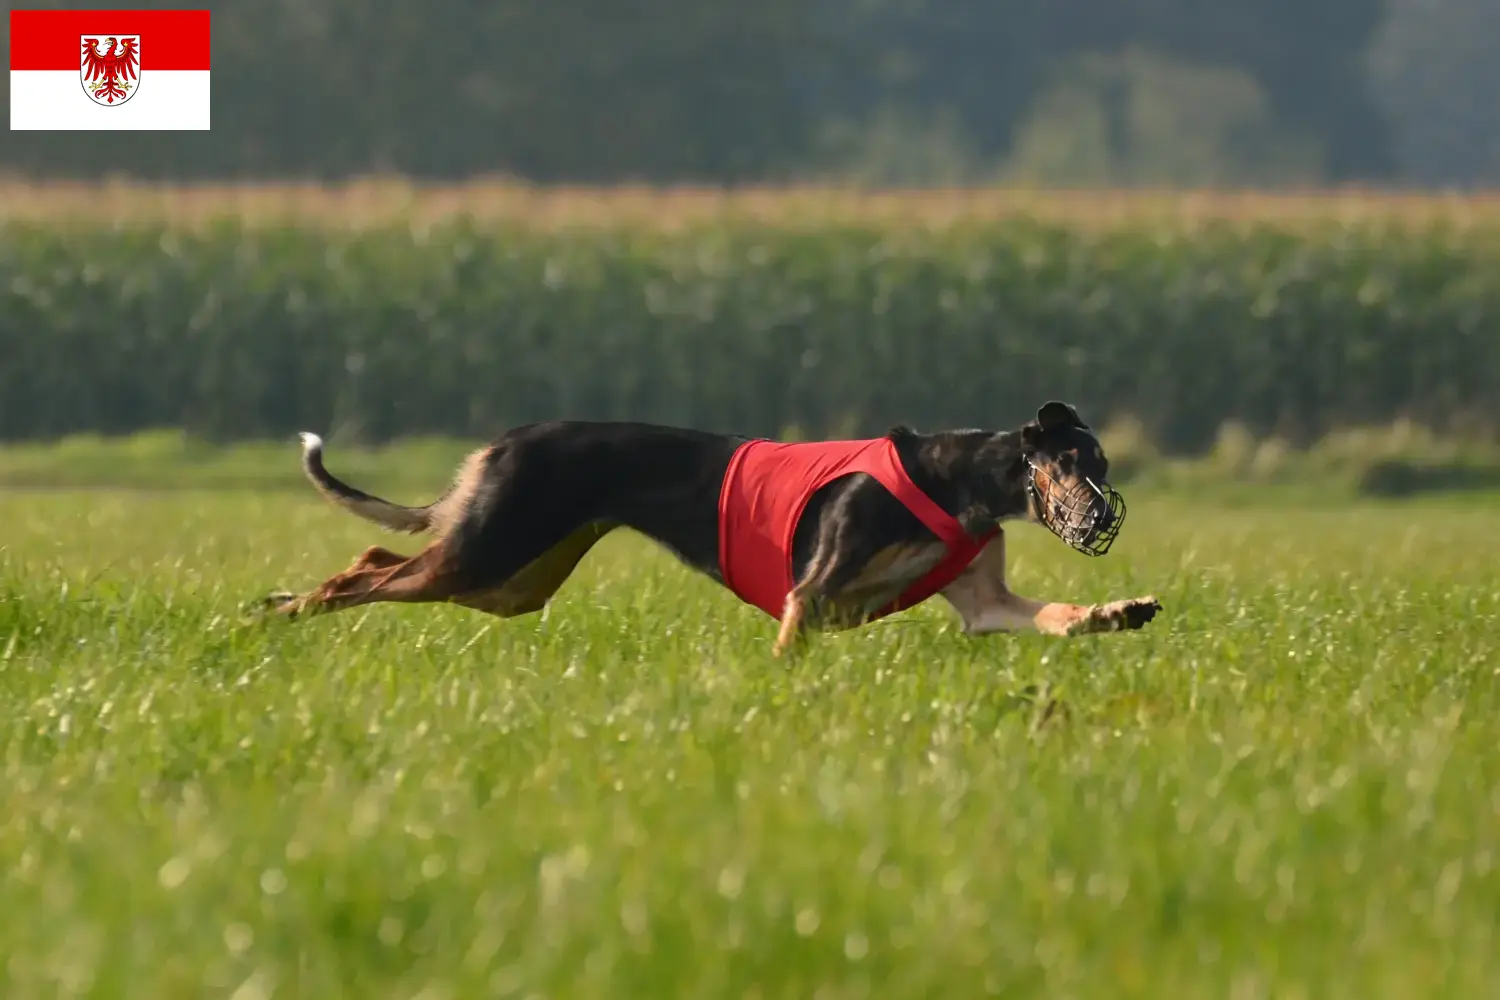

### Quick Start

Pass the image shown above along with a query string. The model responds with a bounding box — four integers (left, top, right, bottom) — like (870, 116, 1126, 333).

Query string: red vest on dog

(717, 438, 996, 623)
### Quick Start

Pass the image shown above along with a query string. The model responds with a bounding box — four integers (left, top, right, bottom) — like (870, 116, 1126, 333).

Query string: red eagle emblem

(81, 35, 140, 106)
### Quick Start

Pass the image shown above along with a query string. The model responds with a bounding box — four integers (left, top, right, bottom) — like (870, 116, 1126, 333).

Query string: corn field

(2, 184, 1498, 448)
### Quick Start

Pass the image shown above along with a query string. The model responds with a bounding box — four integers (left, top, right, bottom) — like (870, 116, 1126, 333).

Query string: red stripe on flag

(10, 9, 210, 71)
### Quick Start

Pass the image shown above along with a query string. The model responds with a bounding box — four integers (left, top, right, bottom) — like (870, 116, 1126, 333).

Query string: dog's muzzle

(1026, 461, 1126, 557)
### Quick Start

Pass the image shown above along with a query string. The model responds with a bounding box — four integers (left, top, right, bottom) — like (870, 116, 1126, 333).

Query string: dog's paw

(1073, 595, 1161, 634)
(1100, 595, 1162, 631)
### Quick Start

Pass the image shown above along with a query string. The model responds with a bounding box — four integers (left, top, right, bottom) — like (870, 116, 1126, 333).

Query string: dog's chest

(838, 541, 949, 612)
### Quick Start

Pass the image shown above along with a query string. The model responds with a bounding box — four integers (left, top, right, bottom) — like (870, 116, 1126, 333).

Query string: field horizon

(4, 176, 1500, 230)
(5, 426, 1500, 508)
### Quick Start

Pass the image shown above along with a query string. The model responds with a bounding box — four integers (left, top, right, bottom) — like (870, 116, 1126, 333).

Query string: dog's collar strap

(832, 438, 997, 614)
(866, 443, 991, 550)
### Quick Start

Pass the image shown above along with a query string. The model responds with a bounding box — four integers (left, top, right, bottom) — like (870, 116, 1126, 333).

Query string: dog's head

(1019, 401, 1125, 556)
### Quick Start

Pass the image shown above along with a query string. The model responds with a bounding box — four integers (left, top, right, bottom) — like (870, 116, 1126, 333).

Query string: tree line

(2, 0, 1423, 185)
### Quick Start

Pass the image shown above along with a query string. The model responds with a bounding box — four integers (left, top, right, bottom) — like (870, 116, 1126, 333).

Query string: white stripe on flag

(10, 70, 210, 130)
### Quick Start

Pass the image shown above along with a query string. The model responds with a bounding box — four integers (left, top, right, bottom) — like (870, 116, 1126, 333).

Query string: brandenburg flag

(10, 9, 210, 130)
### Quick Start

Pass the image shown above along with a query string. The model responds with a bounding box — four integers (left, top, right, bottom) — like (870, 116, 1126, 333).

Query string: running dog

(266, 401, 1161, 654)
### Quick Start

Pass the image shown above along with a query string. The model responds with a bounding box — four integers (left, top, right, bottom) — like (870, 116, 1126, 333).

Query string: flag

(10, 9, 210, 130)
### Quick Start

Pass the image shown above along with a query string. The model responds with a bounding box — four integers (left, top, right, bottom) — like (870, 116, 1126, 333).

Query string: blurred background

(3, 0, 1500, 499)
(3, 0, 1498, 186)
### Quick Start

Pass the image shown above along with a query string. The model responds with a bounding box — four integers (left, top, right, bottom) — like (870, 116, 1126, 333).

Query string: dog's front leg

(939, 531, 1160, 637)
(773, 525, 949, 657)
(773, 591, 809, 657)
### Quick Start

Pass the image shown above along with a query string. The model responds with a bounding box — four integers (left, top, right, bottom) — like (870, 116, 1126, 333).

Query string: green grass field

(3, 477, 1500, 998)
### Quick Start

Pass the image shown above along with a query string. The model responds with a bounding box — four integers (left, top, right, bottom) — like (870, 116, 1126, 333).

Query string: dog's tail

(297, 432, 446, 534)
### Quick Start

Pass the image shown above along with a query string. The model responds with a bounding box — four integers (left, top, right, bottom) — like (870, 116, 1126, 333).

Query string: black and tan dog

(267, 401, 1160, 653)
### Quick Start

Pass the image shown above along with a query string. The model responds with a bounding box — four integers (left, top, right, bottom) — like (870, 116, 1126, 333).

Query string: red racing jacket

(717, 437, 996, 623)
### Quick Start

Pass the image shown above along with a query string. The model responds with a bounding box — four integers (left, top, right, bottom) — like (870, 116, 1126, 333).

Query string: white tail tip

(298, 432, 324, 453)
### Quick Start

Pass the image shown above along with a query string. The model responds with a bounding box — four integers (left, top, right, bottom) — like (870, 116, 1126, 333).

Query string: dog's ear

(1036, 400, 1087, 431)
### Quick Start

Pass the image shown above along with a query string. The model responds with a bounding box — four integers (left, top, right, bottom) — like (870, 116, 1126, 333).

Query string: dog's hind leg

(269, 543, 464, 620)
(938, 531, 1161, 637)
(262, 545, 410, 612)
(449, 521, 617, 619)
(271, 522, 618, 623)
(348, 545, 408, 572)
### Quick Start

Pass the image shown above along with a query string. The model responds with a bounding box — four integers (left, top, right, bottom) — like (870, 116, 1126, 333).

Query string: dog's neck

(888, 426, 1032, 535)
